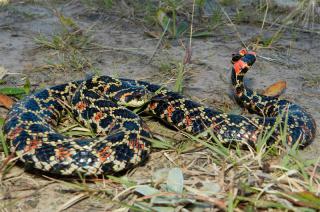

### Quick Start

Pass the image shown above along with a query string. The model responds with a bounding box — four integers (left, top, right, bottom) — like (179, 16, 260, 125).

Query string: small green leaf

(152, 207, 175, 212)
(23, 78, 31, 94)
(176, 21, 188, 38)
(237, 196, 291, 210)
(286, 191, 320, 209)
(0, 118, 9, 156)
(166, 168, 184, 194)
(59, 14, 77, 29)
(148, 137, 174, 149)
(153, 168, 170, 184)
(107, 176, 136, 187)
(0, 87, 26, 95)
(191, 31, 214, 38)
(152, 196, 195, 205)
(0, 117, 4, 126)
(135, 185, 160, 196)
(156, 9, 172, 34)
(199, 182, 221, 195)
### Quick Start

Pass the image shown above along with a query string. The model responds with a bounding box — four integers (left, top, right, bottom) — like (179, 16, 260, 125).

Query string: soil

(0, 1, 319, 211)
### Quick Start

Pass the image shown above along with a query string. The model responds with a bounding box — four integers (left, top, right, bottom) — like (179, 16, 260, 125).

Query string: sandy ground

(0, 1, 319, 211)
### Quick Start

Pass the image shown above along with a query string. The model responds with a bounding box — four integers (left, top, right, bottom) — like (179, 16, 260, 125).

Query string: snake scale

(3, 50, 316, 175)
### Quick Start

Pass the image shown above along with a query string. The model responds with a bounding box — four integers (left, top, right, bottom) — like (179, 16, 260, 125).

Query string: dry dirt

(0, 1, 319, 211)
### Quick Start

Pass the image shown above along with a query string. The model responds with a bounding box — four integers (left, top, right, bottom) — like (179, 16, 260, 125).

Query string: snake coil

(4, 50, 316, 175)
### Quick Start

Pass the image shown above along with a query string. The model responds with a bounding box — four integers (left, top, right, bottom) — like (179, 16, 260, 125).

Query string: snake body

(3, 50, 316, 175)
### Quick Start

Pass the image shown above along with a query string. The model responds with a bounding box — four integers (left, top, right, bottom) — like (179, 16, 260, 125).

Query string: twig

(136, 191, 226, 210)
(260, 0, 269, 34)
(184, 0, 195, 64)
(147, 18, 171, 64)
(214, 0, 247, 49)
(256, 55, 286, 65)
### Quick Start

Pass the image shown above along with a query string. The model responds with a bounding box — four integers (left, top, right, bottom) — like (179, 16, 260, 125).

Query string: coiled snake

(3, 49, 316, 175)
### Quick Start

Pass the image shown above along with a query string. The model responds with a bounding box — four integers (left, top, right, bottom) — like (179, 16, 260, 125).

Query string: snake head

(232, 50, 257, 75)
(112, 87, 153, 107)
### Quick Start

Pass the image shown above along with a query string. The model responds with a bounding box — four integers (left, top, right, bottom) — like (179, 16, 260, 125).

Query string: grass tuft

(34, 13, 94, 72)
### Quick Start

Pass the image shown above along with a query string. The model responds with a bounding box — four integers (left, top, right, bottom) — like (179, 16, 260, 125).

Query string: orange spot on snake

(120, 93, 131, 101)
(24, 138, 40, 152)
(233, 60, 248, 75)
(103, 85, 110, 92)
(249, 131, 259, 143)
(98, 146, 111, 162)
(287, 135, 293, 145)
(167, 105, 174, 117)
(8, 127, 23, 139)
(185, 115, 192, 127)
(239, 49, 248, 56)
(129, 139, 144, 150)
(94, 112, 104, 121)
(48, 106, 54, 111)
(148, 102, 158, 110)
(56, 147, 72, 160)
(76, 101, 87, 111)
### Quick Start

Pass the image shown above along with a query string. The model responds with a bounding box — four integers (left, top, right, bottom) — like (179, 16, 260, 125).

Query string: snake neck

(231, 65, 248, 98)
(231, 52, 305, 117)
(230, 52, 267, 115)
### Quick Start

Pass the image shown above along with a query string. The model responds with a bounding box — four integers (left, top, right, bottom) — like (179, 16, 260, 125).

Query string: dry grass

(1, 115, 319, 211)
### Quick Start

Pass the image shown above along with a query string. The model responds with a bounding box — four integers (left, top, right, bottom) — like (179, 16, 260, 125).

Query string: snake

(3, 49, 316, 175)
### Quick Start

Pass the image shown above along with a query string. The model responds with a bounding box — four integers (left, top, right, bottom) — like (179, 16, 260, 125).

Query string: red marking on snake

(76, 101, 87, 111)
(129, 139, 144, 150)
(103, 85, 110, 92)
(287, 135, 293, 145)
(242, 133, 250, 140)
(185, 115, 192, 127)
(211, 122, 220, 132)
(249, 131, 259, 143)
(24, 138, 40, 152)
(94, 111, 104, 121)
(8, 127, 23, 139)
(56, 147, 71, 160)
(148, 102, 158, 110)
(239, 49, 248, 56)
(98, 146, 111, 162)
(48, 106, 54, 111)
(236, 91, 243, 97)
(166, 105, 174, 117)
(120, 93, 131, 101)
(233, 60, 248, 75)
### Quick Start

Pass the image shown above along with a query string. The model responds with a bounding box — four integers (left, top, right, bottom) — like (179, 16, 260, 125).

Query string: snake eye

(113, 87, 151, 107)
(231, 53, 243, 63)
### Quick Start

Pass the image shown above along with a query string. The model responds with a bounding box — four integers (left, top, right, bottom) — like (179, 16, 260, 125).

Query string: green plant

(34, 13, 94, 72)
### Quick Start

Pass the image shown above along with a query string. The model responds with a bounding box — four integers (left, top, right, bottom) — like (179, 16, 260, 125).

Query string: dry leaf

(0, 94, 14, 109)
(144, 31, 161, 38)
(57, 193, 89, 212)
(262, 80, 286, 97)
